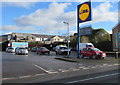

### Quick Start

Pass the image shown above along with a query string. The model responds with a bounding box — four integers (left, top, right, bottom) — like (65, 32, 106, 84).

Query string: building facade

(0, 33, 66, 44)
(112, 23, 120, 51)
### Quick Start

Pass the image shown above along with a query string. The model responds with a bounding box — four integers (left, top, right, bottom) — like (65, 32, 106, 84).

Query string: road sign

(78, 1, 91, 23)
(80, 26, 92, 36)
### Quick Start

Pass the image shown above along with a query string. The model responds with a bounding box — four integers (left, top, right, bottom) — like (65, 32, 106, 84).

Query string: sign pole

(77, 5, 80, 58)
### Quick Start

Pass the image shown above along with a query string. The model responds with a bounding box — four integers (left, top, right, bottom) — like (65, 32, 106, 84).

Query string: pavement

(55, 51, 120, 63)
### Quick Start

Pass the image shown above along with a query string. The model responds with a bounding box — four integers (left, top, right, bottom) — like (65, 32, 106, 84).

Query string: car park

(36, 47, 50, 55)
(55, 45, 71, 55)
(80, 47, 106, 59)
(6, 47, 15, 53)
(15, 47, 28, 55)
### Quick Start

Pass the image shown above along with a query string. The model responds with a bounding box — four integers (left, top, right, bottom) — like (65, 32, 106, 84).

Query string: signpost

(77, 1, 92, 58)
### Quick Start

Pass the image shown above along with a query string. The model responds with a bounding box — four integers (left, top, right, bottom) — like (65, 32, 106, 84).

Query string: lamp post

(63, 21, 70, 57)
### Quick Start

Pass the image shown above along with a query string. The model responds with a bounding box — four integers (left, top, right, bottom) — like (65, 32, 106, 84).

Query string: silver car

(15, 47, 28, 55)
(6, 47, 15, 53)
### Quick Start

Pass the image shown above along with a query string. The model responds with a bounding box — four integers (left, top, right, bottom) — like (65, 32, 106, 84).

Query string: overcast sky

(1, 0, 119, 36)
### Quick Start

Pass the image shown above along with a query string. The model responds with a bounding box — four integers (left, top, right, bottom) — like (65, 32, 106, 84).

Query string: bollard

(115, 52, 118, 59)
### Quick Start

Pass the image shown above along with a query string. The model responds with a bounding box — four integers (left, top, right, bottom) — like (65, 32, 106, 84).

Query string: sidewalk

(55, 51, 120, 63)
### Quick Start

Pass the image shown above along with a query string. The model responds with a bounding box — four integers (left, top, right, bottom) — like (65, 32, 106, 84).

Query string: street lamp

(63, 21, 70, 57)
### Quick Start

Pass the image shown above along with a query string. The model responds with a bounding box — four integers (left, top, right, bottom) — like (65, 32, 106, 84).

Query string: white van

(55, 45, 71, 55)
(76, 43, 94, 51)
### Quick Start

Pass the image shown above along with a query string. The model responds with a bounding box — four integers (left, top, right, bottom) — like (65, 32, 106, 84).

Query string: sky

(1, 1, 119, 36)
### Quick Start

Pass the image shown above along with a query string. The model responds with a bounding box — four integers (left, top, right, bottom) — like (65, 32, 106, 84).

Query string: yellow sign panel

(79, 3, 90, 21)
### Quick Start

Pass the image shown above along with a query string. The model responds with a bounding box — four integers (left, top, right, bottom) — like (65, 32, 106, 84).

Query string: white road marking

(2, 77, 17, 80)
(61, 70, 70, 72)
(72, 69, 80, 71)
(35, 73, 46, 76)
(33, 64, 58, 74)
(19, 75, 33, 78)
(67, 73, 119, 83)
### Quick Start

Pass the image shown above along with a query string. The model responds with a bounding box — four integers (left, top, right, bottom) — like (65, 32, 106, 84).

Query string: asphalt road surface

(44, 69, 119, 83)
(1, 51, 120, 83)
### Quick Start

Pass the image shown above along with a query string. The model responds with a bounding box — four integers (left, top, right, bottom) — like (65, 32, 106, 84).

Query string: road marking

(2, 77, 17, 80)
(33, 64, 58, 74)
(35, 73, 46, 76)
(19, 75, 33, 78)
(67, 73, 119, 83)
(2, 73, 47, 81)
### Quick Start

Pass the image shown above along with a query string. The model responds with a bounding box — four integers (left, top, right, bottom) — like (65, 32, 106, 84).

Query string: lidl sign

(78, 2, 91, 23)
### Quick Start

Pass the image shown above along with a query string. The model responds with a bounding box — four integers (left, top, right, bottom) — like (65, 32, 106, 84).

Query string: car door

(83, 48, 88, 56)
(87, 48, 93, 57)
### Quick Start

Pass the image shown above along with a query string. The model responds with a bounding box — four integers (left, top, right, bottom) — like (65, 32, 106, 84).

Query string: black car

(31, 47, 38, 52)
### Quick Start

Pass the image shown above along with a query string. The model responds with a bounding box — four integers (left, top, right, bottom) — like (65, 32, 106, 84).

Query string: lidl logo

(78, 2, 91, 23)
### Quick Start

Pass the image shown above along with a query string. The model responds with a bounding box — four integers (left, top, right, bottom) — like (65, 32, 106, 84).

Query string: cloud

(2, 2, 118, 35)
(14, 2, 77, 34)
(92, 2, 118, 23)
(107, 30, 112, 34)
(1, 25, 35, 31)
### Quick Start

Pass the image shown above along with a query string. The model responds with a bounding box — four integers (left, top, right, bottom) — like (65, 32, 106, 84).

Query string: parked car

(55, 45, 71, 55)
(15, 47, 28, 55)
(80, 47, 106, 59)
(31, 47, 38, 52)
(6, 47, 15, 53)
(36, 47, 50, 55)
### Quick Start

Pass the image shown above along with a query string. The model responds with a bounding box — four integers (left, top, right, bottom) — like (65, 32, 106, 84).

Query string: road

(1, 51, 120, 83)
(44, 69, 119, 83)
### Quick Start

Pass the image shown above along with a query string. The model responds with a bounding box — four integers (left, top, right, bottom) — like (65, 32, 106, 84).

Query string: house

(112, 23, 120, 51)
(0, 34, 11, 42)
(0, 32, 66, 44)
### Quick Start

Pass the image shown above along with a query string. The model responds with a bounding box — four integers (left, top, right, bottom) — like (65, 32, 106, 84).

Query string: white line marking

(35, 73, 46, 76)
(19, 75, 32, 78)
(72, 69, 80, 71)
(61, 70, 70, 72)
(67, 73, 119, 83)
(33, 64, 58, 74)
(2, 77, 17, 80)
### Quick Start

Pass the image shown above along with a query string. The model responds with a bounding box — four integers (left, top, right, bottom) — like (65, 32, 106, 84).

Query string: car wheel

(48, 52, 50, 55)
(92, 55, 96, 59)
(56, 51, 58, 55)
(80, 54, 84, 58)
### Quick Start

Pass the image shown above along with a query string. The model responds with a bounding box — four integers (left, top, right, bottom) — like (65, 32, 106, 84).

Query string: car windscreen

(91, 48, 101, 51)
(86, 45, 93, 47)
(8, 47, 14, 49)
(41, 47, 48, 50)
(19, 48, 26, 49)
(60, 47, 67, 49)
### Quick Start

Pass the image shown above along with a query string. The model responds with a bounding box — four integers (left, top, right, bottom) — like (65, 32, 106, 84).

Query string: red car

(37, 47, 50, 55)
(80, 47, 106, 59)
